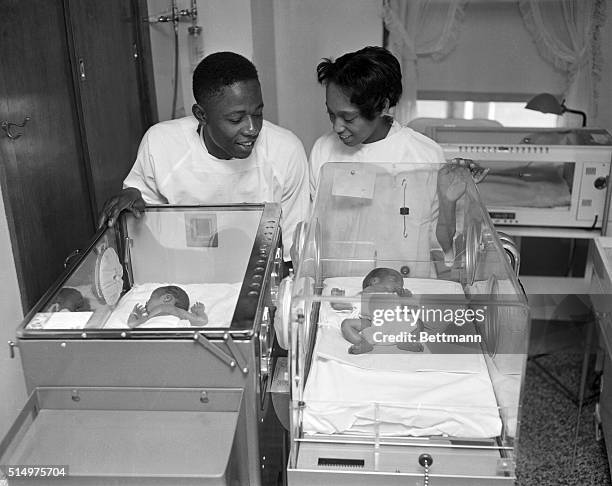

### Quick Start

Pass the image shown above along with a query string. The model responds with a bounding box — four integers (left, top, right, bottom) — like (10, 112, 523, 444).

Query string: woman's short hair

(317, 46, 402, 120)
(193, 51, 259, 103)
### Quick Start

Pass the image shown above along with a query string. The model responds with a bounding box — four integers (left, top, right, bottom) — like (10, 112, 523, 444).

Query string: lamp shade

(525, 93, 564, 115)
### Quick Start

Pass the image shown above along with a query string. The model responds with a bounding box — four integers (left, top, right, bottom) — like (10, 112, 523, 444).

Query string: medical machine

(433, 127, 612, 231)
(274, 162, 530, 484)
(0, 204, 284, 485)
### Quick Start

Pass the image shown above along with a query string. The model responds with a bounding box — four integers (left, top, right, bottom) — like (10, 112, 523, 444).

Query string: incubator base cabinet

(0, 204, 285, 486)
(277, 162, 530, 484)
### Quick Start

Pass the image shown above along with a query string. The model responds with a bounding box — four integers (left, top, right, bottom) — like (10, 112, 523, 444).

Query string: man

(99, 51, 310, 261)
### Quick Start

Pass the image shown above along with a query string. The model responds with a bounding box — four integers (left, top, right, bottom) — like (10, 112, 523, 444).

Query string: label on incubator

(489, 211, 515, 220)
(331, 167, 375, 199)
(185, 214, 218, 247)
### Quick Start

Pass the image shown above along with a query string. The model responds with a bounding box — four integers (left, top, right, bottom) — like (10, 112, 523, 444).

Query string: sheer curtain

(519, 0, 606, 126)
(382, 0, 468, 125)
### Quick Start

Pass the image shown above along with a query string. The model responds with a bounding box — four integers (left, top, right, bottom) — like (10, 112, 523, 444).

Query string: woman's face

(325, 82, 389, 146)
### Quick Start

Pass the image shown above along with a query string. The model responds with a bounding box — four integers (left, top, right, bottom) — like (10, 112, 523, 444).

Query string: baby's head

(146, 285, 189, 313)
(49, 287, 88, 312)
(362, 268, 404, 295)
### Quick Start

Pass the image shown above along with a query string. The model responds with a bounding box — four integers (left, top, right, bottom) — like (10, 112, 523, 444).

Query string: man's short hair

(156, 285, 190, 311)
(193, 51, 259, 103)
(317, 46, 402, 120)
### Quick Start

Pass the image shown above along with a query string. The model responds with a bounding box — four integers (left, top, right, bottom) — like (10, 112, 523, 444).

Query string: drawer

(0, 387, 243, 485)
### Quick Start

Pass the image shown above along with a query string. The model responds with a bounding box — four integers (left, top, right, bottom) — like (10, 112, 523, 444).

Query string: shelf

(494, 225, 601, 239)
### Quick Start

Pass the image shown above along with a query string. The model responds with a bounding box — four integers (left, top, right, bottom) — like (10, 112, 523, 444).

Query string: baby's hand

(191, 302, 206, 317)
(131, 303, 146, 319)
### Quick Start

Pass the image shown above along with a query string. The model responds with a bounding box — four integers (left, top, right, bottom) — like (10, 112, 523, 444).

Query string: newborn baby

(128, 285, 208, 328)
(47, 287, 90, 312)
(340, 268, 423, 354)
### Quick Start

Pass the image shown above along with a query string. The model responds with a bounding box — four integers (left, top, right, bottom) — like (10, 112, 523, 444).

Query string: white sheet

(104, 282, 242, 329)
(302, 277, 503, 438)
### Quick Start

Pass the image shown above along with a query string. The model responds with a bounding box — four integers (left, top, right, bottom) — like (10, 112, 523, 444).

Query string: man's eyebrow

(226, 103, 265, 115)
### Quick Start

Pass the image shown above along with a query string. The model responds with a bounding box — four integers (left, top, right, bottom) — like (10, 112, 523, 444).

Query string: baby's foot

(348, 340, 374, 355)
(396, 342, 424, 352)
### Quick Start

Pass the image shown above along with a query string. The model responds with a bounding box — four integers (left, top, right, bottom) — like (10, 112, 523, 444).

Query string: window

(415, 99, 558, 128)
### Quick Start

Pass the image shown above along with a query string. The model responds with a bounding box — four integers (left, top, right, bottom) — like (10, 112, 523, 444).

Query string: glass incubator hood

(279, 162, 530, 485)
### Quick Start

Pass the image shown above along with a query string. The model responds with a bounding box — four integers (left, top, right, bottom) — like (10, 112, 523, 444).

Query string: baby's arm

(161, 302, 208, 327)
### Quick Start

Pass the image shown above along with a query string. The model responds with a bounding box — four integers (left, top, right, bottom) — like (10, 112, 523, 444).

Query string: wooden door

(66, 0, 155, 214)
(0, 0, 95, 310)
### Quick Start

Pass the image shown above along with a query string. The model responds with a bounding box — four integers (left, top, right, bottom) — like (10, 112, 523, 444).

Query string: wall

(594, 2, 612, 132)
(273, 0, 382, 152)
(0, 188, 26, 439)
(146, 1, 612, 137)
(147, 0, 255, 122)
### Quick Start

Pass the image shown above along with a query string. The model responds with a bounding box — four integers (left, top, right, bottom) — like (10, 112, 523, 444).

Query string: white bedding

(302, 277, 503, 438)
(104, 282, 242, 329)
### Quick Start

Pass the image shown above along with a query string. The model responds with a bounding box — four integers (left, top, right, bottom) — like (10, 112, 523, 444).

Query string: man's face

(195, 79, 264, 159)
(325, 82, 388, 147)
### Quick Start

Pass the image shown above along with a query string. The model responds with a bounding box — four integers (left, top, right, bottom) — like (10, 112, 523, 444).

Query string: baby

(128, 285, 208, 328)
(340, 268, 423, 354)
(47, 287, 89, 312)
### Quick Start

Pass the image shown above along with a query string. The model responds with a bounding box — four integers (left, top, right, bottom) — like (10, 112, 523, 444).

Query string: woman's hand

(98, 187, 145, 229)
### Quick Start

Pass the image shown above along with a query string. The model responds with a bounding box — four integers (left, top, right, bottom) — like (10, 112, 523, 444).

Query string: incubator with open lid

(1, 204, 284, 485)
(279, 162, 530, 484)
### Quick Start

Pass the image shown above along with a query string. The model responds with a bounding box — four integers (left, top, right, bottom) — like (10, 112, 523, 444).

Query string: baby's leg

(341, 318, 366, 344)
(396, 341, 424, 352)
(396, 319, 424, 352)
(341, 318, 374, 354)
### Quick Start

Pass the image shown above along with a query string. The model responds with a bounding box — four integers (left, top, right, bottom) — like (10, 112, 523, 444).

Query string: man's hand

(98, 187, 145, 229)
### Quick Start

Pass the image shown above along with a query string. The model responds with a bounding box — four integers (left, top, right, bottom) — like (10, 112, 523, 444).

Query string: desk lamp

(525, 93, 587, 127)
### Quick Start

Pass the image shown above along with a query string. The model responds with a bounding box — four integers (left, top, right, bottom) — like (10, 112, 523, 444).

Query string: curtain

(382, 0, 468, 125)
(519, 0, 606, 126)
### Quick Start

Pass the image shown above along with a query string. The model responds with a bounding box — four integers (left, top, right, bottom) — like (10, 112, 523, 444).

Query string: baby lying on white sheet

(339, 268, 423, 354)
(128, 285, 208, 328)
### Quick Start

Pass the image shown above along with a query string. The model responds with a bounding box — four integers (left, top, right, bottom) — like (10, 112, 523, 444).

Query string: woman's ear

(192, 104, 207, 125)
(381, 98, 392, 117)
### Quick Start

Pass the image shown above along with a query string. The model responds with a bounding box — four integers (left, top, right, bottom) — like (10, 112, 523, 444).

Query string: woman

(310, 46, 468, 268)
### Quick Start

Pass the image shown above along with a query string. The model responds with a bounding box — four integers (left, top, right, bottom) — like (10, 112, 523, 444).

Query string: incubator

(0, 204, 284, 485)
(432, 127, 612, 230)
(278, 162, 530, 484)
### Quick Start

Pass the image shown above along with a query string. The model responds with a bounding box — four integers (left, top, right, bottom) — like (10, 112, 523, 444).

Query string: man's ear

(192, 104, 207, 125)
(161, 293, 174, 304)
(49, 303, 60, 312)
